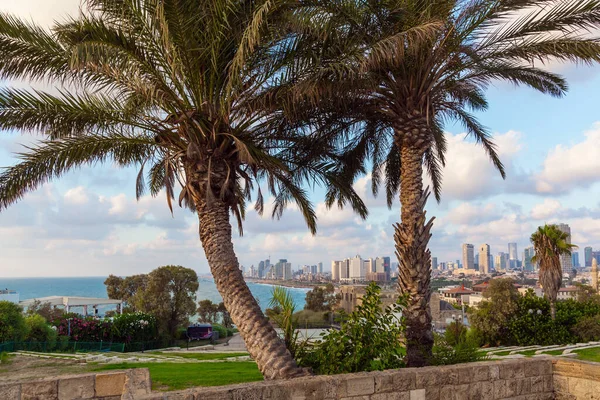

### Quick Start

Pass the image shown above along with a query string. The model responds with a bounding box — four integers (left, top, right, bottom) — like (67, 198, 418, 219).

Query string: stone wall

(137, 358, 554, 400)
(0, 368, 150, 400)
(553, 359, 600, 399)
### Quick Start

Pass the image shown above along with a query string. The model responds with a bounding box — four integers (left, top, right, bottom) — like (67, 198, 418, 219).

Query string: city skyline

(0, 0, 600, 278)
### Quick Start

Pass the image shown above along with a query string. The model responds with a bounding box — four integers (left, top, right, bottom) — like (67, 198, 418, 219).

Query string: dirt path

(0, 355, 89, 383)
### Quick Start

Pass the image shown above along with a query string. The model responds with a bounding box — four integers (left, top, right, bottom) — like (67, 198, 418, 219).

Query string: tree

(531, 224, 577, 320)
(304, 284, 339, 312)
(24, 314, 57, 345)
(0, 301, 27, 342)
(134, 266, 199, 338)
(0, 0, 366, 379)
(25, 300, 64, 322)
(468, 279, 520, 346)
(275, 0, 600, 366)
(217, 302, 233, 328)
(104, 274, 148, 311)
(269, 287, 299, 358)
(197, 300, 219, 323)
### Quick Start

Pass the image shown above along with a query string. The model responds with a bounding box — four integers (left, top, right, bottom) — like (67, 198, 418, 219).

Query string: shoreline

(245, 278, 323, 290)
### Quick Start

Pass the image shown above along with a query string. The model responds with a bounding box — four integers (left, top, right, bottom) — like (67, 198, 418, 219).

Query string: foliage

(217, 303, 233, 328)
(104, 274, 148, 311)
(110, 312, 158, 344)
(25, 300, 64, 322)
(304, 284, 339, 312)
(468, 279, 520, 346)
(52, 315, 111, 342)
(0, 301, 27, 342)
(444, 321, 468, 347)
(432, 333, 487, 366)
(574, 283, 600, 304)
(211, 324, 234, 339)
(298, 283, 405, 374)
(92, 362, 263, 390)
(197, 300, 220, 323)
(531, 224, 577, 319)
(572, 315, 600, 342)
(133, 266, 199, 338)
(269, 286, 300, 357)
(24, 314, 57, 345)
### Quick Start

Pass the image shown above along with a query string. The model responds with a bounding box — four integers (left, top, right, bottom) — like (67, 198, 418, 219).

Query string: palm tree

(0, 0, 366, 379)
(274, 0, 600, 366)
(531, 224, 577, 320)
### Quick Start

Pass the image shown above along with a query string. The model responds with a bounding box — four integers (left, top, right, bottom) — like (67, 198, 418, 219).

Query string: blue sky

(0, 1, 599, 278)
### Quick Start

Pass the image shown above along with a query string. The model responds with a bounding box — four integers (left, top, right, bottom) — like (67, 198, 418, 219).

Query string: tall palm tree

(531, 224, 576, 320)
(0, 0, 366, 379)
(274, 0, 600, 366)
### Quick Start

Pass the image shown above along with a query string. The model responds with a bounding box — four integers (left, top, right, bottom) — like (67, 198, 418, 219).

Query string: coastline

(245, 278, 323, 289)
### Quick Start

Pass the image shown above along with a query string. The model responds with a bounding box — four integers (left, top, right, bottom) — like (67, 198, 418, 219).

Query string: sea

(0, 277, 309, 313)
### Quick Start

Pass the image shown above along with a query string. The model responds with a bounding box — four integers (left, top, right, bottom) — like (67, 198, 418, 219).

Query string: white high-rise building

(508, 243, 518, 269)
(556, 223, 574, 275)
(340, 259, 350, 279)
(364, 258, 374, 274)
(462, 244, 474, 270)
(349, 255, 363, 279)
(479, 244, 491, 274)
(331, 261, 341, 281)
(284, 263, 292, 280)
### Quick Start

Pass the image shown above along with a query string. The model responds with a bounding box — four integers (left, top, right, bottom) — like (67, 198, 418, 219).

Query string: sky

(0, 1, 599, 278)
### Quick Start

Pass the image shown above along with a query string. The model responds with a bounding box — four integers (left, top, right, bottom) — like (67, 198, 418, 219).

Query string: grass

(543, 349, 564, 356)
(149, 352, 249, 360)
(491, 350, 511, 356)
(572, 347, 600, 363)
(91, 362, 263, 391)
(517, 350, 537, 357)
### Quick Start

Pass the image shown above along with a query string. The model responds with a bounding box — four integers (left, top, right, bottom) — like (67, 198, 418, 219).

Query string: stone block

(457, 366, 474, 385)
(371, 392, 409, 400)
(0, 383, 20, 400)
(493, 380, 506, 398)
(567, 376, 593, 398)
(489, 365, 499, 381)
(231, 385, 264, 400)
(95, 372, 126, 397)
(524, 360, 546, 378)
(542, 375, 553, 392)
(409, 388, 425, 400)
(453, 384, 470, 400)
(416, 369, 442, 388)
(480, 381, 493, 398)
(58, 375, 95, 400)
(21, 380, 58, 400)
(553, 375, 569, 393)
(499, 362, 524, 380)
(439, 385, 455, 400)
(122, 368, 151, 398)
(553, 360, 582, 378)
(530, 375, 544, 393)
(472, 366, 490, 382)
(385, 370, 416, 392)
(424, 386, 440, 400)
(344, 375, 374, 397)
(468, 382, 482, 399)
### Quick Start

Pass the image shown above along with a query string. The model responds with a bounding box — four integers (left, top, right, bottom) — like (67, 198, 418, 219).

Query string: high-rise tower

(556, 223, 574, 275)
(592, 258, 598, 294)
(462, 244, 475, 270)
(479, 244, 491, 274)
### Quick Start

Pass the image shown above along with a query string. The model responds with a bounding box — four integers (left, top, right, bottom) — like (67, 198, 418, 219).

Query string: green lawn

(149, 352, 249, 360)
(491, 350, 511, 356)
(517, 350, 537, 357)
(91, 362, 263, 390)
(573, 347, 600, 363)
(543, 349, 564, 356)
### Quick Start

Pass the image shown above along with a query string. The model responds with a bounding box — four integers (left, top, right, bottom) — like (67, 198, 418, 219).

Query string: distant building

(284, 262, 292, 280)
(331, 261, 341, 281)
(310, 265, 318, 275)
(479, 244, 491, 274)
(556, 223, 574, 275)
(258, 261, 265, 278)
(593, 251, 600, 265)
(524, 247, 536, 271)
(318, 262, 323, 274)
(585, 247, 593, 267)
(462, 244, 475, 270)
(572, 252, 580, 268)
(495, 252, 508, 271)
(508, 243, 518, 269)
(432, 257, 438, 270)
(474, 253, 479, 271)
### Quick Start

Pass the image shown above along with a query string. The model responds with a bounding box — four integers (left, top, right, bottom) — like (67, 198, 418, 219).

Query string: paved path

(215, 334, 247, 351)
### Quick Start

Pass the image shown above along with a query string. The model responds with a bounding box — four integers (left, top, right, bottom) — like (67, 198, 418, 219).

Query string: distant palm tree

(275, 0, 600, 366)
(0, 0, 365, 379)
(531, 224, 577, 320)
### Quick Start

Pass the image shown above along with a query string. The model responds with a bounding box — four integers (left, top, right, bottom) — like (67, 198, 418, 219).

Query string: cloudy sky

(1, 1, 599, 278)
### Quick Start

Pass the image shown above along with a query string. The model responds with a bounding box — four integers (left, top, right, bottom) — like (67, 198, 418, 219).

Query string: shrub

(24, 314, 57, 346)
(444, 321, 467, 346)
(110, 312, 158, 343)
(572, 315, 600, 342)
(0, 301, 27, 342)
(52, 316, 111, 342)
(297, 282, 405, 374)
(212, 324, 228, 338)
(432, 333, 487, 365)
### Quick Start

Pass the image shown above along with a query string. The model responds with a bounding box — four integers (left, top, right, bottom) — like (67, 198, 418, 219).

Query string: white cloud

(64, 186, 89, 205)
(0, 0, 81, 28)
(530, 199, 562, 220)
(536, 123, 600, 194)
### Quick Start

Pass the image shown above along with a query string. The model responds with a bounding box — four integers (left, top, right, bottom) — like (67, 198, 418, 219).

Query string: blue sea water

(0, 277, 308, 312)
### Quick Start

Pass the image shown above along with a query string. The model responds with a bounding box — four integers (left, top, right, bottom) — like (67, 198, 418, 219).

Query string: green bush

(24, 314, 57, 347)
(432, 333, 487, 365)
(297, 283, 405, 374)
(0, 301, 27, 342)
(572, 315, 600, 342)
(444, 322, 467, 346)
(212, 324, 228, 338)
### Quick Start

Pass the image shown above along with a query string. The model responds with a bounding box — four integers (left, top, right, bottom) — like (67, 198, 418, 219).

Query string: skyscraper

(495, 252, 508, 271)
(524, 247, 535, 271)
(331, 261, 341, 281)
(318, 262, 323, 274)
(349, 255, 364, 279)
(431, 257, 438, 270)
(479, 244, 491, 274)
(585, 247, 593, 267)
(462, 244, 475, 270)
(258, 261, 265, 278)
(508, 243, 518, 269)
(572, 252, 580, 268)
(556, 223, 574, 275)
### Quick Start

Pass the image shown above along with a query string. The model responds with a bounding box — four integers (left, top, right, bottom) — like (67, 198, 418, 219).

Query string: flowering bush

(51, 312, 157, 343)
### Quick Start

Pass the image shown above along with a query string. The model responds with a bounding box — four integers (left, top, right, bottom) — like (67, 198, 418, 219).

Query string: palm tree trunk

(394, 134, 435, 367)
(196, 197, 306, 379)
(550, 301, 556, 320)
